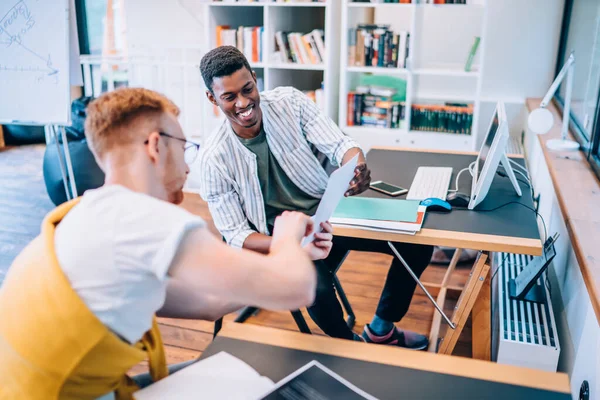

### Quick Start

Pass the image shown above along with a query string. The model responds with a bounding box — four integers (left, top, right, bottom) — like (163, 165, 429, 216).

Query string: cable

(498, 164, 531, 185)
(512, 168, 531, 184)
(448, 167, 470, 193)
(448, 161, 476, 193)
(468, 160, 476, 176)
(491, 252, 510, 282)
(453, 201, 548, 243)
(497, 170, 531, 188)
(509, 158, 529, 175)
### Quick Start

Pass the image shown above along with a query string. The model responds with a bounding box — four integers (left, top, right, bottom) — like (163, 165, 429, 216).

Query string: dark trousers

(307, 236, 434, 340)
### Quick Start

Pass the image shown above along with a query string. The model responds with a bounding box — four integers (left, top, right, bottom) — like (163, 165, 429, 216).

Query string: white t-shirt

(55, 185, 205, 343)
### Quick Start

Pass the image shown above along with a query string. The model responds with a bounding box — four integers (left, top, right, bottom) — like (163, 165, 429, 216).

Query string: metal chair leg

(332, 251, 355, 329)
(333, 274, 356, 329)
(234, 306, 259, 323)
(213, 317, 223, 338)
(291, 310, 312, 334)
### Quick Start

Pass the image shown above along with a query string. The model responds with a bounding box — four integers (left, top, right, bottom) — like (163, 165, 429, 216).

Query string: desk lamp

(528, 51, 579, 151)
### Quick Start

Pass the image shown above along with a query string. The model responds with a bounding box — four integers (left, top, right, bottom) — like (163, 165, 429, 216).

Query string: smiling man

(198, 46, 434, 348)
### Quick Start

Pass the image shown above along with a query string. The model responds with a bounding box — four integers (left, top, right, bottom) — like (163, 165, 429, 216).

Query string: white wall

(123, 0, 208, 190)
(476, 0, 565, 147)
(123, 0, 205, 51)
(481, 0, 565, 101)
(524, 124, 600, 400)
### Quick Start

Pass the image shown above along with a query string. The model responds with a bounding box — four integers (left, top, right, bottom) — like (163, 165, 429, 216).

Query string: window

(75, 0, 128, 94)
(75, 0, 125, 55)
(555, 0, 600, 177)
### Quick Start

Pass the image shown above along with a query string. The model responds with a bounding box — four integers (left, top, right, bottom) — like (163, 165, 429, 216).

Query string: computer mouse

(420, 198, 452, 212)
(446, 192, 470, 208)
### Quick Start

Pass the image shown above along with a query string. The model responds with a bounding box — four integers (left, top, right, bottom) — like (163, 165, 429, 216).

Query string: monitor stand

(500, 154, 522, 197)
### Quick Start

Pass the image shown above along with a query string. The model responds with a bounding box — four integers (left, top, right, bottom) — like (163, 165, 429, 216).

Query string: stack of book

(274, 30, 325, 65)
(216, 25, 264, 63)
(347, 86, 404, 129)
(331, 197, 426, 235)
(348, 25, 410, 68)
(411, 103, 473, 135)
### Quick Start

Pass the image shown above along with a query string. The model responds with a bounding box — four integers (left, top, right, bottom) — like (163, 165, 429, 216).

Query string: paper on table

(301, 154, 359, 247)
(134, 352, 274, 400)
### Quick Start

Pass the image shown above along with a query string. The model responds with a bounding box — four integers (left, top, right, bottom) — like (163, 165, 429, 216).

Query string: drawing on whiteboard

(0, 0, 59, 83)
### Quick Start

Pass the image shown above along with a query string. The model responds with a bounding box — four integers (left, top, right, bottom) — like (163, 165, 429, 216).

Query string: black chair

(213, 146, 357, 337)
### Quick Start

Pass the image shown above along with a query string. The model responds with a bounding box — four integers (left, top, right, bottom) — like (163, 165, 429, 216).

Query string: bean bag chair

(43, 97, 105, 206)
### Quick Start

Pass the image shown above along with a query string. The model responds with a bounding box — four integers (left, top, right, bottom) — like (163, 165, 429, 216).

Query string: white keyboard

(406, 167, 453, 200)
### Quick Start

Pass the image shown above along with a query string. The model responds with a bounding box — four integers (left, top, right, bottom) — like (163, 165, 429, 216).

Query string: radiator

(491, 252, 560, 372)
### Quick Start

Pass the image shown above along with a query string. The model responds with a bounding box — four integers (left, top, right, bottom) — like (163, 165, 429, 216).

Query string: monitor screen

(476, 110, 500, 181)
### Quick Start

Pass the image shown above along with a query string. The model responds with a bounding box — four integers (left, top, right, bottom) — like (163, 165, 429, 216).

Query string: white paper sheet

(301, 154, 359, 247)
(134, 352, 274, 400)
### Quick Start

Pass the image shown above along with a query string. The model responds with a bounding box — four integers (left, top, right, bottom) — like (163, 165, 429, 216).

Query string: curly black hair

(200, 46, 252, 93)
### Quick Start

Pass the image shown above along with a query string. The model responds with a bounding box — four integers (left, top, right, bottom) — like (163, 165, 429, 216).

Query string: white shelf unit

(202, 1, 341, 136)
(339, 0, 488, 152)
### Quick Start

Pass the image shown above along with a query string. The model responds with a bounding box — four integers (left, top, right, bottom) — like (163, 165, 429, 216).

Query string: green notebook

(332, 197, 421, 223)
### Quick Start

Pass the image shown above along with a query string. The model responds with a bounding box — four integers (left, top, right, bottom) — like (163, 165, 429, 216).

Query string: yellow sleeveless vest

(0, 199, 168, 399)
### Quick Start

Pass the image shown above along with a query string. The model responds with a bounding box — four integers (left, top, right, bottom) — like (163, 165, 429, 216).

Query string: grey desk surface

(201, 336, 570, 400)
(361, 149, 541, 241)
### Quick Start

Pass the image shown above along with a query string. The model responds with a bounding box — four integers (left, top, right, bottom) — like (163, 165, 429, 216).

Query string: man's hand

(345, 162, 371, 196)
(271, 211, 314, 250)
(304, 222, 333, 261)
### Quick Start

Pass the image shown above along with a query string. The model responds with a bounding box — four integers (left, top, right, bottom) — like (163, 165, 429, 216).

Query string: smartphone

(369, 181, 408, 197)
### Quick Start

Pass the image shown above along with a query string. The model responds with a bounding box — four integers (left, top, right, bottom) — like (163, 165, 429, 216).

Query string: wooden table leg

(471, 267, 492, 361)
(438, 253, 489, 356)
(428, 249, 463, 352)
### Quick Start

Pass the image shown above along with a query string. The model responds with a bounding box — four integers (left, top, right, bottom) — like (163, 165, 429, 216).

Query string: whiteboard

(0, 0, 70, 125)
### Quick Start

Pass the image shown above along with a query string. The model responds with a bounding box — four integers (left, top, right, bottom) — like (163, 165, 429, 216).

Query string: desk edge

(369, 146, 525, 159)
(333, 226, 543, 256)
(216, 323, 569, 395)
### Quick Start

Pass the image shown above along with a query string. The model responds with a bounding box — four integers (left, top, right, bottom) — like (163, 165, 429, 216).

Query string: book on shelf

(348, 25, 409, 69)
(274, 29, 325, 65)
(464, 36, 480, 72)
(216, 25, 264, 63)
(347, 86, 405, 129)
(410, 102, 473, 135)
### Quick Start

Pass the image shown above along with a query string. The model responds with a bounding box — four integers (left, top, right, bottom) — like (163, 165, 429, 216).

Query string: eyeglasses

(144, 132, 201, 164)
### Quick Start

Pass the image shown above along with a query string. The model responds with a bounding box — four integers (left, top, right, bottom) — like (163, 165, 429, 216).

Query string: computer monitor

(468, 101, 522, 210)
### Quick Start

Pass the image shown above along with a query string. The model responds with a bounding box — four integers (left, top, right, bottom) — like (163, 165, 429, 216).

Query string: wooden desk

(332, 148, 543, 359)
(202, 323, 570, 400)
(334, 148, 543, 256)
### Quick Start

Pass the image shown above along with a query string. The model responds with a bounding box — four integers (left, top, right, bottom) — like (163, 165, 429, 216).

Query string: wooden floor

(146, 192, 474, 374)
(0, 145, 54, 285)
(0, 144, 474, 376)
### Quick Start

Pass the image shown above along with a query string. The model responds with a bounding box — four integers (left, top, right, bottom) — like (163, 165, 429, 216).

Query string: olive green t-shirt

(239, 127, 320, 227)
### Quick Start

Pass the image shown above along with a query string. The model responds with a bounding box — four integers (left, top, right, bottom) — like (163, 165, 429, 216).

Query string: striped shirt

(198, 86, 361, 248)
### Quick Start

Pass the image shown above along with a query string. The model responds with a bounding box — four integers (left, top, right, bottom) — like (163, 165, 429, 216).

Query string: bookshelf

(339, 0, 488, 152)
(202, 1, 341, 136)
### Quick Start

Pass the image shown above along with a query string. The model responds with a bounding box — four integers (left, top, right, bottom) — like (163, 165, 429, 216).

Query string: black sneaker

(362, 324, 428, 350)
